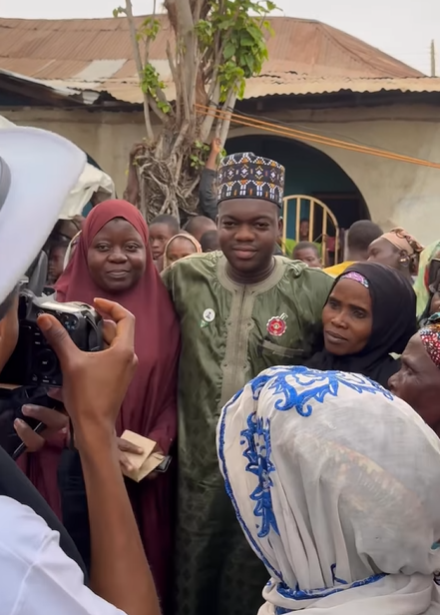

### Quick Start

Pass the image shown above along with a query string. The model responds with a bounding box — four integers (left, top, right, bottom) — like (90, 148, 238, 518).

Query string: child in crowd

(292, 241, 322, 268)
(200, 230, 220, 253)
(149, 215, 180, 262)
(163, 233, 202, 269)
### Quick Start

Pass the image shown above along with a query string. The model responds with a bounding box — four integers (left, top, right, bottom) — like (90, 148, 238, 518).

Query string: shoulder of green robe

(276, 256, 334, 283)
(275, 256, 333, 310)
(160, 251, 222, 294)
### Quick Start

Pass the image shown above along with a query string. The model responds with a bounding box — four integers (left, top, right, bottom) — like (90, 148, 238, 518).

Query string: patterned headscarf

(218, 365, 440, 614)
(420, 313, 440, 368)
(381, 227, 424, 257)
(217, 152, 285, 207)
(162, 232, 202, 270)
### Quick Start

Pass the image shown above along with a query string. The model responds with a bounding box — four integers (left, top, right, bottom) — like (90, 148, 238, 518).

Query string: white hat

(0, 127, 86, 304)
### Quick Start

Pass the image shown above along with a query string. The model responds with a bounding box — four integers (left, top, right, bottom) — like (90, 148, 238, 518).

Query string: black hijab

(307, 262, 417, 388)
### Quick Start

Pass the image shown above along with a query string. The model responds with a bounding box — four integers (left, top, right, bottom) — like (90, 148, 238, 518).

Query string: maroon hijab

(55, 199, 180, 449)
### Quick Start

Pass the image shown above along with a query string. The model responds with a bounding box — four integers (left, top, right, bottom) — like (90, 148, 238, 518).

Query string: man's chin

(226, 255, 259, 273)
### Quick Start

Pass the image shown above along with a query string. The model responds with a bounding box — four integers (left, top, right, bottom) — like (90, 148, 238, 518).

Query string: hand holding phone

(13, 403, 68, 458)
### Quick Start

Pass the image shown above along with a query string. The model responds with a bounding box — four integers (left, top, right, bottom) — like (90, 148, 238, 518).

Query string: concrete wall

(231, 103, 440, 246)
(3, 102, 440, 244)
(0, 107, 146, 199)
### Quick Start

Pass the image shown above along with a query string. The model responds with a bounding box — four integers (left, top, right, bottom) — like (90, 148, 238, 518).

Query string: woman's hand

(14, 405, 69, 452)
(117, 437, 144, 473)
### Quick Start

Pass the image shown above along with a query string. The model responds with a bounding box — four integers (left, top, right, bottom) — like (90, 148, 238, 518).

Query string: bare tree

(115, 0, 276, 222)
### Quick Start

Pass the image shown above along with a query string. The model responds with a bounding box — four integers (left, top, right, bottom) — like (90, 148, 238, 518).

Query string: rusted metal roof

(1, 15, 436, 106)
(0, 68, 102, 105)
(0, 15, 423, 83)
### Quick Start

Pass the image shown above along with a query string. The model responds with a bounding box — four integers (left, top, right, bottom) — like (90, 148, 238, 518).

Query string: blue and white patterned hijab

(217, 366, 440, 614)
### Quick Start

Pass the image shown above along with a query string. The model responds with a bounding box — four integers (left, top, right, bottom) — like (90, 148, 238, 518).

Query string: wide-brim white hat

(0, 127, 86, 304)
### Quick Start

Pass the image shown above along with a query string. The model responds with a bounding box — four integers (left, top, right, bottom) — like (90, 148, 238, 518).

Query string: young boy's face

(149, 223, 175, 260)
(294, 247, 321, 269)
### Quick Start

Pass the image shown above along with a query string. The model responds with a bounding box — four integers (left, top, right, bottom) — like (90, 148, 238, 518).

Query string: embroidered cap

(217, 152, 285, 207)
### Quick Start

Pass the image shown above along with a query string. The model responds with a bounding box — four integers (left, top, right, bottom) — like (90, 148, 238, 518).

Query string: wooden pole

(431, 40, 436, 77)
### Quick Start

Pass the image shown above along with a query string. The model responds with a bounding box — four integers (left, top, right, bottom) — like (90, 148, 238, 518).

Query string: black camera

(0, 289, 103, 387)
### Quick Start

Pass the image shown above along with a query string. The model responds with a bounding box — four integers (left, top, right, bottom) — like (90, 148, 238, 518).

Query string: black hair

(300, 218, 309, 225)
(347, 220, 383, 251)
(200, 230, 220, 252)
(151, 214, 180, 234)
(184, 216, 215, 234)
(293, 241, 319, 257)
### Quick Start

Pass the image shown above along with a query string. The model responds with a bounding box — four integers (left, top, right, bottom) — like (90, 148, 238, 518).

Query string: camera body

(0, 289, 103, 387)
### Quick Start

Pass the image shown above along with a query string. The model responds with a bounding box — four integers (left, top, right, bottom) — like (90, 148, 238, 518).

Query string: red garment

(23, 200, 180, 603)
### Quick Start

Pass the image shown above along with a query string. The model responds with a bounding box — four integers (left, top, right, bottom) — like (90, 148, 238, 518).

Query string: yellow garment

(324, 261, 355, 277)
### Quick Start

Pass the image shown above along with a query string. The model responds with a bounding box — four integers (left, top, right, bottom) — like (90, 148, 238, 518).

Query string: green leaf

(223, 41, 236, 60)
(112, 6, 125, 18)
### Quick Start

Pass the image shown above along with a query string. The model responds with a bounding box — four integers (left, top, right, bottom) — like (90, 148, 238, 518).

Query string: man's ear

(277, 217, 283, 237)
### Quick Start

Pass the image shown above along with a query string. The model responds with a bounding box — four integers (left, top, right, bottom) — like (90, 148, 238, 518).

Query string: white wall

(3, 102, 440, 245)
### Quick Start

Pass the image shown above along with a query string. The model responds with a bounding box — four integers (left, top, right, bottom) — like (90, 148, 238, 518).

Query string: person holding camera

(0, 128, 160, 615)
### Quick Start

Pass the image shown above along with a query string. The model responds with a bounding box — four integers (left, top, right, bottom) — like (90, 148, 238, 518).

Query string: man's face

(218, 199, 281, 276)
(0, 293, 19, 372)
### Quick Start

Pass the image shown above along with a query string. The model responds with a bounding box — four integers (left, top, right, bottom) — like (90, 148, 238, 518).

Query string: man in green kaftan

(162, 152, 333, 615)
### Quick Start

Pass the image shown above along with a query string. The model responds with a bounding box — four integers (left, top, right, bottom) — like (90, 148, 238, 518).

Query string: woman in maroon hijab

(20, 200, 180, 605)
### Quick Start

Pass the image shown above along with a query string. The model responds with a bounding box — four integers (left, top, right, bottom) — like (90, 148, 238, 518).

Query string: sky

(1, 0, 439, 75)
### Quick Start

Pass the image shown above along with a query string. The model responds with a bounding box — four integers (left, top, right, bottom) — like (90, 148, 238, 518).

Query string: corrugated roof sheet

(0, 15, 423, 77)
(0, 68, 101, 104)
(0, 15, 435, 105)
(37, 75, 440, 105)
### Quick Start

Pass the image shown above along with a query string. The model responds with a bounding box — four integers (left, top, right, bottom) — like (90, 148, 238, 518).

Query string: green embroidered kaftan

(162, 253, 333, 615)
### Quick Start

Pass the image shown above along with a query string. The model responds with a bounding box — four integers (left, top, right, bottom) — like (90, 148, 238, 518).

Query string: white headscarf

(217, 366, 440, 614)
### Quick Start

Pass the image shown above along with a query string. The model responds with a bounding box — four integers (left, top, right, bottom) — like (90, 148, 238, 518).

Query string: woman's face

(388, 334, 440, 428)
(368, 237, 403, 270)
(166, 237, 197, 265)
(87, 218, 146, 292)
(322, 278, 373, 356)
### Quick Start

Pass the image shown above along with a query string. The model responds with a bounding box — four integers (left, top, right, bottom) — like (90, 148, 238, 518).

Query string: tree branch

(199, 81, 221, 143)
(124, 0, 154, 141)
(217, 89, 238, 146)
(166, 40, 181, 125)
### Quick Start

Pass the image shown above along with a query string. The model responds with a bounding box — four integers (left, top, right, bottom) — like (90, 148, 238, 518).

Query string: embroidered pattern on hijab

(217, 365, 440, 615)
(420, 312, 440, 368)
(340, 271, 369, 288)
(307, 262, 417, 388)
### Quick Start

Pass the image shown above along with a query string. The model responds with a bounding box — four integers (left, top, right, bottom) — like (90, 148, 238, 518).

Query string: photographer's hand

(37, 299, 160, 615)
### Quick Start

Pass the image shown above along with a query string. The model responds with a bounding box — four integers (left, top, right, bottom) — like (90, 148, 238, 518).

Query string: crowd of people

(4, 130, 440, 615)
